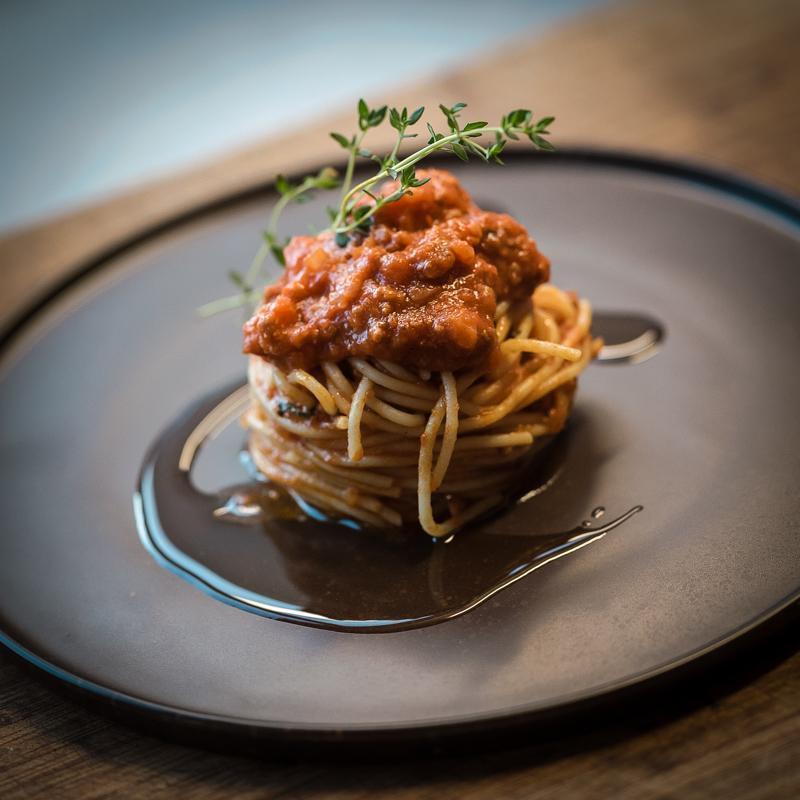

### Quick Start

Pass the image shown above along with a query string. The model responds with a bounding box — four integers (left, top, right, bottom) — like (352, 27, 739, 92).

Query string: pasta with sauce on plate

(242, 169, 600, 537)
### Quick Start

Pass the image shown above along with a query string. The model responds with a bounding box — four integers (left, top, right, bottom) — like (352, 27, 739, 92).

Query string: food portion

(243, 169, 549, 373)
(242, 168, 600, 537)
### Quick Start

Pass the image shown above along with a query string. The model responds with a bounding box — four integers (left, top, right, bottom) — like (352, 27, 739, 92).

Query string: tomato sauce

(243, 169, 549, 372)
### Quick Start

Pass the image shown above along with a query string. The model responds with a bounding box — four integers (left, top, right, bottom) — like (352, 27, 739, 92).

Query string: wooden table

(2, 0, 799, 796)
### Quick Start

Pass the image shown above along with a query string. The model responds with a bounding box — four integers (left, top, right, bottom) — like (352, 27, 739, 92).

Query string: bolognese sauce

(243, 169, 550, 372)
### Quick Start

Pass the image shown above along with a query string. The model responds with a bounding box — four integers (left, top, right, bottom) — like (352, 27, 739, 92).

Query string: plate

(1, 151, 799, 747)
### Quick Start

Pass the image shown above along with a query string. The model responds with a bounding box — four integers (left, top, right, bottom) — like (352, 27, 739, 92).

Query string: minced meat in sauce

(243, 169, 549, 372)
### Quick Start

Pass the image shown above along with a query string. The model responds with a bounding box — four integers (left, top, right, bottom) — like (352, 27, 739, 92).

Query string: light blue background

(0, 0, 603, 233)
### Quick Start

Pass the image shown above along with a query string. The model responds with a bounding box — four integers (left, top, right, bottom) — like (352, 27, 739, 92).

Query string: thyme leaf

(275, 399, 316, 418)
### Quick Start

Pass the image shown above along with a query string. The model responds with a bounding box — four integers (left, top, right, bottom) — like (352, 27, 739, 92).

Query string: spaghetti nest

(244, 283, 600, 537)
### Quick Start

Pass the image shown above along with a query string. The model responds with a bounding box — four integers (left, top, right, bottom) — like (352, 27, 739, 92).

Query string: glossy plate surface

(1, 152, 799, 742)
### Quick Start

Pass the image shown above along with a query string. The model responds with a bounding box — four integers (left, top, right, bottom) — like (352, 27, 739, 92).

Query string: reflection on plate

(136, 379, 643, 632)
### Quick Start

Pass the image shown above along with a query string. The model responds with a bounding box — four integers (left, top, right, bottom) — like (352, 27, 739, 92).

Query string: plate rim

(2, 148, 799, 744)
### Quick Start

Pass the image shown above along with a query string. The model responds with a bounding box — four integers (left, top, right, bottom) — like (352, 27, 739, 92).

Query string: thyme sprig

(197, 167, 338, 317)
(199, 100, 554, 316)
(330, 103, 554, 238)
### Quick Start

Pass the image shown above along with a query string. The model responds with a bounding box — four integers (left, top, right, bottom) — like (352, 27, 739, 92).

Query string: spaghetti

(242, 169, 600, 537)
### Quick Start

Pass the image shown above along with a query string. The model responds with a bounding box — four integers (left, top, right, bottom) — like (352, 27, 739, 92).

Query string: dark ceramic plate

(1, 151, 799, 748)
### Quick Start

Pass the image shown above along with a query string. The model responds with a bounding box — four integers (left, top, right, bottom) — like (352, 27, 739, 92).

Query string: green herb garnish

(275, 399, 316, 419)
(198, 167, 339, 316)
(199, 101, 554, 316)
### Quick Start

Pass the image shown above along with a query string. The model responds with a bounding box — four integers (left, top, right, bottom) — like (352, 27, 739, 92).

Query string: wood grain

(1, 0, 799, 797)
(1, 620, 799, 800)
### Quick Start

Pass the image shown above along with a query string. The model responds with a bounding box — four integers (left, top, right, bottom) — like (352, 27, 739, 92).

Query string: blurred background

(0, 0, 798, 326)
(0, 0, 604, 234)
